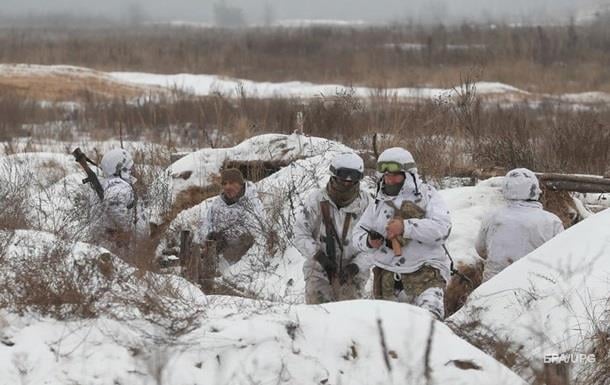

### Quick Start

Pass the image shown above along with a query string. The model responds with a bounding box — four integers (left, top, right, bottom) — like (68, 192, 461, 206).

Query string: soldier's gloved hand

(206, 231, 220, 241)
(339, 263, 359, 285)
(314, 251, 337, 279)
(206, 231, 227, 250)
(367, 231, 384, 249)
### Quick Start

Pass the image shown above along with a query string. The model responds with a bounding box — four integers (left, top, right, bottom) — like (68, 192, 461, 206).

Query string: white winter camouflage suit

(93, 176, 147, 254)
(352, 173, 451, 319)
(198, 181, 265, 265)
(294, 187, 372, 304)
(476, 200, 564, 282)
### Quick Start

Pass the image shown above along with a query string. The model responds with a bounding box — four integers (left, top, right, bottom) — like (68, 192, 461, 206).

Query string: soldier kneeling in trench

(192, 168, 265, 292)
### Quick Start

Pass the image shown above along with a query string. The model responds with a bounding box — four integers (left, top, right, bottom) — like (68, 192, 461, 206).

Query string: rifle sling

(320, 201, 342, 252)
(320, 201, 353, 273)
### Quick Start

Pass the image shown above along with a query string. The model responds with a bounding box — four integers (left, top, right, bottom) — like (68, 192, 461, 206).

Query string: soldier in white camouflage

(94, 148, 148, 255)
(352, 148, 451, 320)
(294, 152, 372, 304)
(199, 168, 265, 266)
(476, 168, 564, 281)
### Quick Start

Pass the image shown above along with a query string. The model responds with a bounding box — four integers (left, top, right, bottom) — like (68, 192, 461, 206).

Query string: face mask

(382, 179, 405, 196)
(327, 177, 359, 207)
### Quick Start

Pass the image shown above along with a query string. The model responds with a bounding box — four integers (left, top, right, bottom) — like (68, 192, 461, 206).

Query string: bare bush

(0, 230, 205, 334)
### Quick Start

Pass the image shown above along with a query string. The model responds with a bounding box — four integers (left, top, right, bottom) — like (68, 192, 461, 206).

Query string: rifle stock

(72, 147, 104, 201)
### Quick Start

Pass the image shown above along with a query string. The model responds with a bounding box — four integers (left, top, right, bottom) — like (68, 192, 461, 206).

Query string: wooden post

(200, 240, 218, 293)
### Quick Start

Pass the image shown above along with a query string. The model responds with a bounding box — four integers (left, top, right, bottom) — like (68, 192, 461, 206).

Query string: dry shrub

(1, 241, 101, 318)
(2, 22, 610, 92)
(171, 185, 220, 221)
(447, 312, 546, 383)
(543, 114, 610, 175)
(581, 328, 610, 385)
(444, 259, 484, 317)
(540, 187, 579, 229)
(0, 230, 205, 334)
(0, 162, 30, 230)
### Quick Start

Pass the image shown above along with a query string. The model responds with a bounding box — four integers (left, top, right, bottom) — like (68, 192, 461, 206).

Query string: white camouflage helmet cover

(330, 152, 364, 181)
(502, 168, 542, 200)
(100, 148, 134, 179)
(377, 147, 417, 174)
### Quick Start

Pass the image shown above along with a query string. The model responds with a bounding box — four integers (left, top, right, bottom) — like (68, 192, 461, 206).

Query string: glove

(314, 251, 337, 279)
(206, 231, 227, 250)
(366, 231, 384, 248)
(339, 263, 360, 285)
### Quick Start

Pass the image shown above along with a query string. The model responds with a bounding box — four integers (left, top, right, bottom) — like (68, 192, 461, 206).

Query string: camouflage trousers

(305, 274, 365, 305)
(373, 265, 446, 320)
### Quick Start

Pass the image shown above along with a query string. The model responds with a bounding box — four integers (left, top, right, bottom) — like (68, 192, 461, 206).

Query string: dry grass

(0, 73, 157, 102)
(1, 21, 610, 93)
(2, 83, 609, 179)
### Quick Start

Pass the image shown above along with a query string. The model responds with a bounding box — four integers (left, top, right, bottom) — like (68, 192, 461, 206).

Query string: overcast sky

(1, 0, 604, 25)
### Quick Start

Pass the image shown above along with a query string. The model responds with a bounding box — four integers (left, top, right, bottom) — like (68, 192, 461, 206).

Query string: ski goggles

(330, 166, 363, 182)
(377, 161, 416, 173)
(376, 161, 403, 173)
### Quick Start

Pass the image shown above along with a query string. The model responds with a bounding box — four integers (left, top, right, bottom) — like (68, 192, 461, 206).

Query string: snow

(0, 297, 526, 385)
(272, 19, 369, 27)
(558, 91, 610, 104)
(109, 70, 528, 100)
(1, 131, 601, 383)
(168, 133, 352, 197)
(448, 208, 610, 381)
(161, 139, 507, 302)
(3, 63, 610, 105)
(0, 64, 610, 104)
(384, 43, 487, 51)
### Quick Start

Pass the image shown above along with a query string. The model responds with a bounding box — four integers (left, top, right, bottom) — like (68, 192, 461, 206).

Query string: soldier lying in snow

(294, 152, 372, 304)
(476, 168, 564, 282)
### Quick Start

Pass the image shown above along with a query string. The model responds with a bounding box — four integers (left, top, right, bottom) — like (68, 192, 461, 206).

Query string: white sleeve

(293, 193, 321, 260)
(352, 202, 377, 253)
(403, 188, 452, 245)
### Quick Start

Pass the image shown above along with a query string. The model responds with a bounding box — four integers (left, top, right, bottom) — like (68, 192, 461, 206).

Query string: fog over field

(2, 0, 606, 24)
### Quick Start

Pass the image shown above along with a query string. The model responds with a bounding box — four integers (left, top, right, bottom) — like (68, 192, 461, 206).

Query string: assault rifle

(72, 147, 104, 201)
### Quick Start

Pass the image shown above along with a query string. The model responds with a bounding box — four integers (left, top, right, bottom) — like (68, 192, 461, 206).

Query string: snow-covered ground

(3, 63, 610, 105)
(160, 137, 511, 302)
(1, 133, 606, 383)
(0, 296, 526, 385)
(449, 207, 610, 382)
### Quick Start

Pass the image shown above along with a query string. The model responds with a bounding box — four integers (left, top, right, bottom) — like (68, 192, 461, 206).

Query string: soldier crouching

(196, 168, 265, 291)
(295, 152, 372, 304)
(352, 148, 451, 320)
